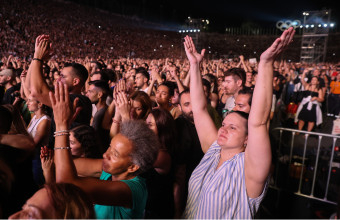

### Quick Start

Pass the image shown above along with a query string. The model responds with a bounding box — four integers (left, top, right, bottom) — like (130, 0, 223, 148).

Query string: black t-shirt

(1, 84, 20, 105)
(92, 106, 110, 155)
(174, 115, 203, 184)
(48, 93, 92, 148)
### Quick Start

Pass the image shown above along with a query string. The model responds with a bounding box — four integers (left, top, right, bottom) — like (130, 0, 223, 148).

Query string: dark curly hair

(70, 125, 101, 158)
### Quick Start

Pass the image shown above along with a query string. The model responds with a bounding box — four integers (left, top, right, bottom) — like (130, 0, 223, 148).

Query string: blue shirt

(94, 171, 147, 219)
(184, 141, 267, 219)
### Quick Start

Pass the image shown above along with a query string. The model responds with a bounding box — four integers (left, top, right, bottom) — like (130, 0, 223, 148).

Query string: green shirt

(94, 171, 147, 219)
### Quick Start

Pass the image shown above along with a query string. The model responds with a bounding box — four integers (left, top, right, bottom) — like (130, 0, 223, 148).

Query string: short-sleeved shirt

(184, 141, 267, 219)
(94, 171, 148, 219)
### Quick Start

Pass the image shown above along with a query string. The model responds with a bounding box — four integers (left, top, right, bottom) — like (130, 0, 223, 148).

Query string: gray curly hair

(120, 120, 160, 176)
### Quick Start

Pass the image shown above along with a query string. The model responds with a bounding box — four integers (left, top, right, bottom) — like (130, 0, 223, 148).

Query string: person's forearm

(24, 62, 33, 94)
(0, 134, 35, 151)
(249, 62, 273, 126)
(43, 166, 55, 184)
(190, 63, 207, 112)
(102, 102, 115, 130)
(174, 76, 185, 93)
(54, 125, 79, 183)
(30, 60, 50, 102)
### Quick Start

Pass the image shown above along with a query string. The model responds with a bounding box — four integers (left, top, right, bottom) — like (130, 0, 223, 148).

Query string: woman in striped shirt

(182, 27, 295, 219)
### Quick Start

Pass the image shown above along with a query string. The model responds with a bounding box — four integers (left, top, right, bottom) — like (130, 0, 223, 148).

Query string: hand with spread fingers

(49, 82, 78, 130)
(260, 27, 295, 63)
(183, 35, 205, 65)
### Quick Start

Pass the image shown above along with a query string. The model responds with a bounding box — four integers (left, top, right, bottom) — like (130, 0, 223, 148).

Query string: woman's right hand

(40, 146, 54, 172)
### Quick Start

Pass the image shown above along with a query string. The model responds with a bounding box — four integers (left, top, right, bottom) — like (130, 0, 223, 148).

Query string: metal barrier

(271, 127, 339, 205)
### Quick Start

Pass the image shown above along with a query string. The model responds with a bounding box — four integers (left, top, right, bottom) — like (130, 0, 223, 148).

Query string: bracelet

(33, 58, 43, 62)
(54, 133, 70, 137)
(54, 130, 69, 134)
(112, 119, 120, 124)
(54, 147, 71, 150)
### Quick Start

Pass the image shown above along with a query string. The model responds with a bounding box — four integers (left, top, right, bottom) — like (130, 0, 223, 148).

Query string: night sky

(71, 0, 340, 32)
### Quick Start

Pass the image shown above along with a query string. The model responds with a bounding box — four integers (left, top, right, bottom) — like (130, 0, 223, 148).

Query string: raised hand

(260, 27, 295, 63)
(114, 92, 131, 120)
(34, 34, 52, 61)
(49, 82, 77, 130)
(40, 146, 55, 183)
(183, 35, 205, 65)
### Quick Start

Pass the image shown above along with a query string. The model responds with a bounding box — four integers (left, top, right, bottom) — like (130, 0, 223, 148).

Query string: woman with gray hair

(48, 82, 160, 219)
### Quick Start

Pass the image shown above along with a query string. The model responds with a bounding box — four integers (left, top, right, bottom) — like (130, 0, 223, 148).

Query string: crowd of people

(1, 0, 340, 219)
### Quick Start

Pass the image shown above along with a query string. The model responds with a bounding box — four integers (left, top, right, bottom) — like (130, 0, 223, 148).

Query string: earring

(244, 143, 247, 148)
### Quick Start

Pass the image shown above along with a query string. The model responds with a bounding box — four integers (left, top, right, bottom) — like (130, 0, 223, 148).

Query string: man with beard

(0, 69, 19, 105)
(86, 80, 110, 154)
(222, 68, 246, 118)
(173, 89, 203, 218)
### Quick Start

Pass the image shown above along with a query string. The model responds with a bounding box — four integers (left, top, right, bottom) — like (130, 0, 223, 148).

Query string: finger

(64, 83, 69, 104)
(201, 49, 206, 57)
(59, 81, 64, 102)
(49, 91, 56, 107)
(121, 92, 128, 103)
(71, 106, 82, 123)
(54, 82, 60, 102)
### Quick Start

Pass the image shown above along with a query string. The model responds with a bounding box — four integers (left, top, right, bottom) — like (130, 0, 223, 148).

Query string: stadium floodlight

(323, 24, 328, 27)
(300, 25, 303, 28)
(179, 30, 182, 33)
(318, 24, 322, 27)
(190, 30, 193, 32)
(330, 23, 335, 27)
(311, 24, 314, 28)
(186, 30, 189, 33)
(306, 24, 309, 28)
(198, 29, 200, 32)
(303, 12, 306, 15)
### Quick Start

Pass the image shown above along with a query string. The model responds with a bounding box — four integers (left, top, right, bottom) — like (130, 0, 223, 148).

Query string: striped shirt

(183, 141, 267, 219)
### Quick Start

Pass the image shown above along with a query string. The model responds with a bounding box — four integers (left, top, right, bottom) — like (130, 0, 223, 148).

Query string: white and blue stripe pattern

(183, 141, 266, 219)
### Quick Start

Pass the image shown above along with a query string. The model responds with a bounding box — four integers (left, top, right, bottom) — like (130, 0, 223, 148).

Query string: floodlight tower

(300, 10, 332, 63)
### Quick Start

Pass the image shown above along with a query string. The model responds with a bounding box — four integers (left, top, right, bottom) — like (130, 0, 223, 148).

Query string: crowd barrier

(271, 127, 339, 205)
